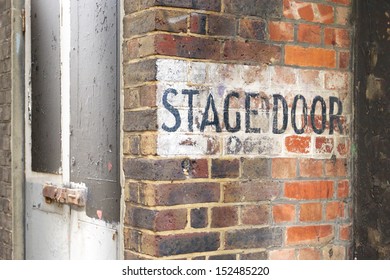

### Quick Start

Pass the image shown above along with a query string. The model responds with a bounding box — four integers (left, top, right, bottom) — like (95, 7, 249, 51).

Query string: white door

(25, 0, 120, 260)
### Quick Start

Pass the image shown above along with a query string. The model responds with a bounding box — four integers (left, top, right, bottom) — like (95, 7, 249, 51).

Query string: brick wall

(122, 0, 353, 259)
(0, 0, 12, 260)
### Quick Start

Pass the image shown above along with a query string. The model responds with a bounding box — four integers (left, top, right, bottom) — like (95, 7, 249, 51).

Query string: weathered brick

(327, 0, 350, 5)
(285, 135, 311, 154)
(140, 134, 157, 156)
(269, 249, 296, 260)
(124, 158, 185, 180)
(208, 14, 236, 36)
(224, 0, 282, 18)
(124, 59, 157, 86)
(240, 251, 268, 260)
(299, 159, 323, 178)
(298, 248, 321, 260)
(123, 11, 156, 37)
(285, 45, 336, 68)
(297, 23, 321, 44)
(287, 225, 333, 245)
(211, 159, 239, 178)
(241, 158, 270, 179)
(335, 6, 350, 25)
(339, 51, 350, 69)
(239, 18, 267, 41)
(273, 204, 295, 223)
(125, 206, 187, 231)
(284, 0, 334, 23)
(141, 0, 222, 11)
(209, 254, 236, 260)
(241, 205, 270, 225)
(285, 181, 334, 200)
(148, 232, 220, 257)
(325, 159, 347, 177)
(268, 21, 294, 42)
(322, 245, 346, 260)
(190, 13, 207, 34)
(224, 181, 280, 202)
(337, 180, 349, 198)
(272, 158, 296, 178)
(339, 224, 351, 241)
(211, 206, 238, 228)
(324, 27, 350, 48)
(123, 134, 140, 155)
(124, 109, 158, 132)
(225, 227, 283, 249)
(144, 182, 220, 206)
(223, 40, 281, 64)
(299, 203, 322, 221)
(326, 201, 344, 220)
(124, 250, 149, 260)
(315, 137, 334, 154)
(191, 208, 208, 228)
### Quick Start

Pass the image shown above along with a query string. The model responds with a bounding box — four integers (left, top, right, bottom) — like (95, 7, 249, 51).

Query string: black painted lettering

(200, 94, 222, 132)
(245, 93, 261, 133)
(182, 89, 200, 132)
(329, 96, 343, 134)
(311, 96, 327, 135)
(291, 95, 308, 135)
(162, 88, 181, 132)
(226, 136, 242, 154)
(272, 94, 288, 134)
(224, 92, 241, 133)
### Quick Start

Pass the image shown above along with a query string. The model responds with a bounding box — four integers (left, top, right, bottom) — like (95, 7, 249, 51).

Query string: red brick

(285, 45, 336, 68)
(285, 181, 334, 200)
(155, 34, 221, 60)
(299, 203, 322, 221)
(241, 205, 270, 225)
(298, 248, 321, 260)
(339, 224, 351, 241)
(325, 159, 347, 177)
(315, 137, 334, 154)
(339, 51, 350, 69)
(208, 14, 236, 36)
(211, 159, 239, 178)
(287, 225, 333, 244)
(223, 40, 281, 64)
(211, 206, 238, 228)
(337, 180, 349, 198)
(239, 18, 267, 41)
(224, 181, 280, 202)
(317, 4, 335, 24)
(322, 245, 346, 260)
(190, 13, 207, 35)
(268, 21, 294, 42)
(326, 202, 344, 220)
(335, 6, 350, 25)
(299, 159, 323, 178)
(285, 135, 311, 154)
(327, 0, 350, 5)
(269, 249, 296, 260)
(284, 0, 334, 23)
(272, 158, 297, 179)
(324, 28, 350, 48)
(273, 204, 296, 223)
(297, 24, 321, 44)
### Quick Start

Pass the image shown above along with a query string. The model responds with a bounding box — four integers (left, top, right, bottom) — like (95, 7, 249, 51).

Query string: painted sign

(156, 59, 350, 157)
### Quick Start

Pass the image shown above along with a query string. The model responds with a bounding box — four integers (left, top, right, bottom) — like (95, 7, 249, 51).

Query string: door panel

(70, 0, 120, 223)
(25, 0, 119, 260)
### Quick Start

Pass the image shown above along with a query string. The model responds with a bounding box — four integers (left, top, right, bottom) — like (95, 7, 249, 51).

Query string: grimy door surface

(354, 0, 390, 259)
(25, 0, 120, 259)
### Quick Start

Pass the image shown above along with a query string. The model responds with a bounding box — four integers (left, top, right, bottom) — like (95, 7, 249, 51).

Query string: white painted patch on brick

(156, 59, 352, 158)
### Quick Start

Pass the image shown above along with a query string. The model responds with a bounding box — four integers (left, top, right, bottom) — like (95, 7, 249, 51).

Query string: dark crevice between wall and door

(354, 0, 390, 259)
